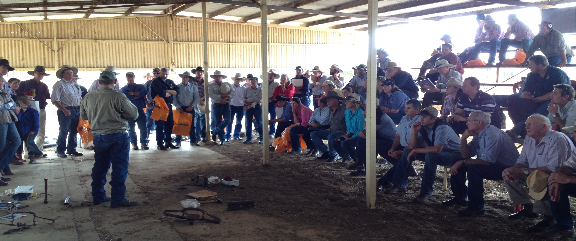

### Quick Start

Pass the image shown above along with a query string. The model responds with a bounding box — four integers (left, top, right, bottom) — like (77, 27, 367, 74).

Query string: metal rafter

(240, 0, 322, 23)
(173, 2, 200, 15)
(273, 0, 377, 25)
(305, 0, 447, 27)
(208, 5, 243, 18)
(83, 4, 96, 18)
(43, 0, 48, 20)
(124, 6, 140, 16)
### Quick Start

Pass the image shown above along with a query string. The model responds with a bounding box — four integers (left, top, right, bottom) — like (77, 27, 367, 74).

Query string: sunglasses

(153, 72, 160, 75)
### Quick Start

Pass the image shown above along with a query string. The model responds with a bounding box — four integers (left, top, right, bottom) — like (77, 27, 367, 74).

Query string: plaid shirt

(510, 21, 534, 40)
(478, 23, 504, 42)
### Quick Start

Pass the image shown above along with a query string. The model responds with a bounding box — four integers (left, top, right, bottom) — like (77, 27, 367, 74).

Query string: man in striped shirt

(448, 77, 497, 134)
(498, 14, 534, 65)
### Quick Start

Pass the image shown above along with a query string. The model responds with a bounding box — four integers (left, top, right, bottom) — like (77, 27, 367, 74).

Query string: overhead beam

(476, 0, 553, 7)
(274, 0, 377, 25)
(208, 5, 243, 18)
(240, 0, 322, 22)
(306, 0, 447, 27)
(124, 6, 139, 16)
(43, 0, 48, 20)
(173, 2, 200, 15)
(163, 4, 182, 15)
(331, 1, 489, 29)
(83, 5, 96, 18)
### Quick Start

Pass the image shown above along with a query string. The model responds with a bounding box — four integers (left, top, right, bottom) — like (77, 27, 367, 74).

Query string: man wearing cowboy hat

(503, 114, 574, 233)
(150, 67, 181, 150)
(459, 15, 504, 66)
(81, 70, 140, 208)
(310, 66, 327, 109)
(547, 124, 576, 238)
(121, 72, 150, 150)
(525, 21, 574, 67)
(498, 14, 534, 65)
(266, 69, 281, 138)
(173, 71, 200, 147)
(190, 66, 207, 142)
(450, 111, 519, 217)
(321, 80, 343, 98)
(51, 65, 84, 158)
(293, 66, 311, 108)
(88, 66, 121, 92)
(0, 59, 14, 92)
(384, 62, 419, 99)
(347, 64, 367, 93)
(449, 77, 499, 134)
(421, 59, 462, 108)
(377, 48, 391, 74)
(208, 70, 235, 145)
(384, 106, 463, 204)
(226, 73, 246, 142)
(328, 64, 345, 89)
(243, 75, 263, 144)
(268, 94, 294, 139)
(17, 66, 51, 153)
(145, 68, 160, 135)
(310, 91, 347, 162)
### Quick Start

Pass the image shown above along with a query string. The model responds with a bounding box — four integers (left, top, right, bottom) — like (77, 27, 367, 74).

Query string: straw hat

(330, 64, 343, 73)
(342, 93, 361, 103)
(384, 62, 399, 69)
(56, 65, 78, 79)
(322, 80, 336, 88)
(219, 83, 231, 94)
(420, 106, 439, 118)
(446, 77, 463, 88)
(527, 170, 549, 200)
(234, 73, 244, 79)
(563, 125, 576, 133)
(434, 59, 456, 69)
(268, 69, 280, 79)
(210, 70, 227, 79)
(312, 66, 323, 73)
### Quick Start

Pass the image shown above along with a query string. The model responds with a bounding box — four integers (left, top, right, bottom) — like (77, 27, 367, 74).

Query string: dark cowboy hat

(27, 66, 50, 76)
(275, 94, 290, 102)
(321, 90, 344, 103)
(0, 59, 14, 71)
(193, 66, 204, 73)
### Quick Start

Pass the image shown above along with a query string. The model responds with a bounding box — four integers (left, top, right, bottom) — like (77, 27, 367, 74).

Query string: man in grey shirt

(310, 66, 327, 109)
(208, 70, 235, 145)
(547, 84, 576, 136)
(80, 70, 139, 208)
(173, 71, 200, 147)
(421, 59, 462, 107)
(243, 75, 263, 144)
(450, 111, 519, 217)
(310, 91, 347, 163)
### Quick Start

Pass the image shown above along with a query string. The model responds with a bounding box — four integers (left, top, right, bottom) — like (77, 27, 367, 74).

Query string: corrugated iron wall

(0, 16, 362, 70)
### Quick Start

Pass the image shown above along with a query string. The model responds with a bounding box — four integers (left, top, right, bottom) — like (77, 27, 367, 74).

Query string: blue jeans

(226, 105, 244, 139)
(245, 104, 262, 141)
(467, 163, 508, 210)
(548, 56, 573, 67)
(550, 183, 576, 231)
(145, 108, 156, 133)
(461, 40, 501, 64)
(91, 132, 130, 207)
(499, 38, 533, 62)
(174, 107, 197, 143)
(510, 100, 551, 135)
(0, 122, 21, 172)
(212, 103, 231, 141)
(341, 137, 360, 160)
(420, 151, 465, 197)
(391, 149, 425, 187)
(275, 121, 294, 138)
(268, 101, 276, 136)
(310, 130, 344, 156)
(194, 107, 206, 141)
(24, 134, 43, 157)
(290, 126, 316, 152)
(128, 108, 149, 145)
(56, 108, 80, 154)
(155, 105, 174, 145)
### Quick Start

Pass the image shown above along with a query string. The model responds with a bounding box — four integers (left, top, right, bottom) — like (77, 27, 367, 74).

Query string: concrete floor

(0, 143, 232, 241)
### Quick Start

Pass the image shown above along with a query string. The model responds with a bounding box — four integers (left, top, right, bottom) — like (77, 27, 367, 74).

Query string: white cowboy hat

(268, 69, 280, 79)
(330, 64, 343, 73)
(210, 70, 227, 79)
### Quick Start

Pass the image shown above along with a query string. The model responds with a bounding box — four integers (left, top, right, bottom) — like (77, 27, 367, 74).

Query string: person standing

(310, 66, 327, 109)
(173, 71, 200, 147)
(145, 70, 159, 135)
(0, 60, 19, 181)
(190, 67, 207, 142)
(15, 96, 43, 164)
(121, 72, 149, 150)
(17, 66, 50, 155)
(87, 66, 121, 92)
(208, 70, 234, 145)
(293, 66, 311, 107)
(51, 65, 83, 158)
(81, 70, 140, 208)
(226, 73, 246, 142)
(150, 67, 180, 150)
(525, 21, 574, 67)
(498, 14, 535, 65)
(265, 70, 281, 138)
(243, 76, 263, 144)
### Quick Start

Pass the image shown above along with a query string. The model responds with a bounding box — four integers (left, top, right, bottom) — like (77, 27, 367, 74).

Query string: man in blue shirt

(449, 111, 519, 216)
(291, 96, 331, 156)
(150, 67, 180, 150)
(385, 106, 463, 204)
(173, 71, 200, 147)
(508, 55, 570, 139)
(121, 72, 149, 150)
(268, 95, 293, 138)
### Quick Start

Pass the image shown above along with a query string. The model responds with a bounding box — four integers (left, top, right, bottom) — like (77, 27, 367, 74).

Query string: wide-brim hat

(440, 34, 451, 40)
(210, 70, 227, 79)
(56, 65, 78, 79)
(527, 170, 549, 200)
(219, 83, 231, 94)
(322, 90, 344, 103)
(446, 77, 463, 88)
(144, 72, 153, 78)
(420, 106, 439, 118)
(563, 125, 576, 132)
(330, 64, 343, 73)
(434, 59, 456, 69)
(484, 15, 495, 22)
(356, 64, 367, 70)
(322, 80, 336, 88)
(268, 69, 280, 79)
(384, 62, 399, 69)
(193, 66, 204, 73)
(179, 71, 192, 78)
(312, 66, 322, 73)
(275, 94, 290, 102)
(101, 66, 119, 75)
(341, 93, 361, 103)
(234, 73, 244, 79)
(0, 59, 14, 71)
(27, 66, 50, 76)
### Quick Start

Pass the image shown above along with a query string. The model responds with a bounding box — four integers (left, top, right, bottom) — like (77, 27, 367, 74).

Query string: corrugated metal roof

(0, 0, 571, 31)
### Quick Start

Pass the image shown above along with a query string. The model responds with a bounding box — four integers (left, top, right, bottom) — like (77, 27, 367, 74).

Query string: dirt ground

(128, 139, 572, 241)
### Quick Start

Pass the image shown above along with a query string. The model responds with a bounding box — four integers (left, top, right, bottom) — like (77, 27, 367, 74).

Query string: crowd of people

(0, 12, 576, 237)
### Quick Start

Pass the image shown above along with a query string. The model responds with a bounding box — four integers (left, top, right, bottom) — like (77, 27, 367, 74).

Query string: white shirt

(230, 84, 246, 107)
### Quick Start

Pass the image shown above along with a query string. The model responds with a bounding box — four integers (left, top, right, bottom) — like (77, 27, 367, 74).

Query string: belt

(313, 95, 322, 97)
(94, 131, 126, 136)
(65, 106, 80, 109)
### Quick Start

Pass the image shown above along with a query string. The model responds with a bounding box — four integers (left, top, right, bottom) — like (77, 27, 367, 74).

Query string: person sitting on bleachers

(525, 21, 574, 67)
(335, 94, 365, 163)
(448, 77, 498, 134)
(416, 35, 456, 80)
(347, 64, 367, 93)
(383, 62, 419, 99)
(547, 84, 576, 136)
(290, 96, 331, 156)
(503, 114, 574, 233)
(440, 78, 463, 119)
(507, 55, 570, 139)
(421, 59, 462, 108)
(379, 79, 409, 124)
(459, 15, 504, 66)
(497, 14, 535, 65)
(384, 107, 463, 204)
(311, 91, 347, 162)
(449, 111, 519, 217)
